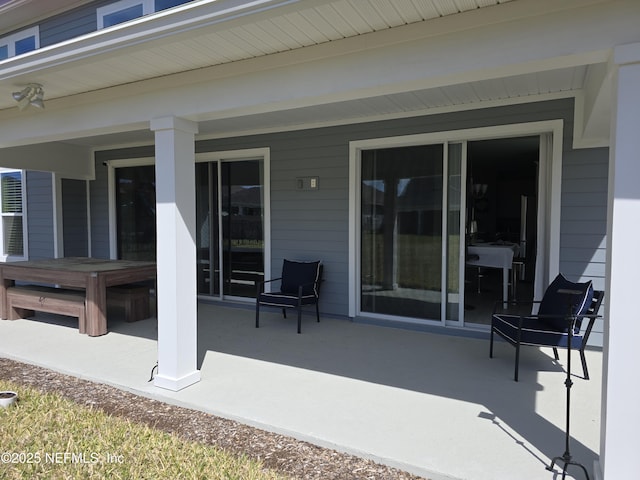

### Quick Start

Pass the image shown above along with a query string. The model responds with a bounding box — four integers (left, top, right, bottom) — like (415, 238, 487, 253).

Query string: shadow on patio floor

(193, 302, 600, 480)
(1, 301, 601, 480)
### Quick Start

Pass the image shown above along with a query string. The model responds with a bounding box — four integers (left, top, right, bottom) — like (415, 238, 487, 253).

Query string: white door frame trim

(196, 147, 272, 297)
(348, 120, 564, 319)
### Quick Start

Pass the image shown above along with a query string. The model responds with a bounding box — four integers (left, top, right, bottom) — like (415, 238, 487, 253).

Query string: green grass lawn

(0, 381, 287, 480)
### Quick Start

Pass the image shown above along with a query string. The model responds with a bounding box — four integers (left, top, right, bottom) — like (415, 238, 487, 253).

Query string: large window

(0, 27, 39, 60)
(1, 170, 26, 258)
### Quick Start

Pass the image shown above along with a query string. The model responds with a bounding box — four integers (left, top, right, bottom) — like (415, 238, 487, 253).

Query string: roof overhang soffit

(0, 0, 330, 80)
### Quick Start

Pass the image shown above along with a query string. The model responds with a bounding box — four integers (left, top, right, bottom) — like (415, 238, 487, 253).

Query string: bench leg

(78, 306, 87, 334)
(8, 305, 34, 320)
(124, 296, 150, 322)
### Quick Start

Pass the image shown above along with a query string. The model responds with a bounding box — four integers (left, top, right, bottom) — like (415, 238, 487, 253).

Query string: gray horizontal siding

(90, 98, 608, 340)
(559, 147, 609, 346)
(89, 160, 111, 259)
(559, 148, 609, 283)
(39, 5, 101, 47)
(62, 179, 88, 257)
(26, 171, 54, 260)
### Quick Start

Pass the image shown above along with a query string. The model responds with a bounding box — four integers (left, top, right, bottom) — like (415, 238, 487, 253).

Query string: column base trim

(154, 370, 201, 391)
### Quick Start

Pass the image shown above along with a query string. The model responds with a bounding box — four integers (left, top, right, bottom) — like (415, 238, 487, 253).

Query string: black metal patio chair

(255, 259, 323, 334)
(490, 273, 604, 381)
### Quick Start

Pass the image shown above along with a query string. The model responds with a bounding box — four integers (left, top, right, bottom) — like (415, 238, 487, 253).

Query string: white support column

(150, 116, 200, 391)
(597, 43, 640, 480)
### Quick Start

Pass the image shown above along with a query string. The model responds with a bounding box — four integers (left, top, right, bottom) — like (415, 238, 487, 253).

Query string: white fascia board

(0, 0, 320, 80)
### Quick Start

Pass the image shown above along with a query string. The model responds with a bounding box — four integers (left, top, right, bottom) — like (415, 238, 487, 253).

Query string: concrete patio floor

(0, 302, 602, 480)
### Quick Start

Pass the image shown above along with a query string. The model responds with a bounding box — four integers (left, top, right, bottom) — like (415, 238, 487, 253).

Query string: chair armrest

(581, 313, 603, 344)
(260, 277, 282, 284)
(492, 299, 542, 315)
(496, 312, 602, 332)
(255, 277, 282, 294)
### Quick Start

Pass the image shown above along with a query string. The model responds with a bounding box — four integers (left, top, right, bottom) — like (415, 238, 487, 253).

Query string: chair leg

(514, 343, 520, 382)
(297, 306, 302, 334)
(552, 347, 559, 360)
(255, 302, 260, 328)
(316, 303, 320, 323)
(580, 349, 590, 380)
(282, 308, 287, 319)
(489, 327, 494, 358)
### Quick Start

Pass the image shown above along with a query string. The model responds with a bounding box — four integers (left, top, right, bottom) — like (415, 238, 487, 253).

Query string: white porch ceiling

(0, 0, 614, 147)
(63, 64, 589, 148)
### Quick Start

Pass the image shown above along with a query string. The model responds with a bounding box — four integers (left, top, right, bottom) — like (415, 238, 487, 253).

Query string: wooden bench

(107, 284, 151, 322)
(6, 285, 87, 334)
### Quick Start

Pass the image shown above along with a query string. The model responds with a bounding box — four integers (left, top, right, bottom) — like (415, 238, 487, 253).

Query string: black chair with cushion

(490, 273, 604, 381)
(256, 259, 323, 334)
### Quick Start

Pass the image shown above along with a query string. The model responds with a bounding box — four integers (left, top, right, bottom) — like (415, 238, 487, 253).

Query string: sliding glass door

(115, 157, 265, 300)
(359, 142, 463, 323)
(196, 159, 265, 299)
(360, 144, 445, 320)
(116, 165, 156, 261)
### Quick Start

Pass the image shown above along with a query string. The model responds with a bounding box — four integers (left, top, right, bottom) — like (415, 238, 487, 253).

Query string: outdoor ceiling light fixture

(12, 83, 45, 110)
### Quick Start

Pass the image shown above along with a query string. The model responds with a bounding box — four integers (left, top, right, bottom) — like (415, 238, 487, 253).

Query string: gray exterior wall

(560, 147, 608, 280)
(86, 98, 608, 342)
(62, 179, 88, 257)
(90, 159, 114, 259)
(25, 171, 55, 260)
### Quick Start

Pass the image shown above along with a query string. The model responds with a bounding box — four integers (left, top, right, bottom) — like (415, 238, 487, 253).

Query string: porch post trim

(150, 115, 200, 391)
(597, 42, 640, 480)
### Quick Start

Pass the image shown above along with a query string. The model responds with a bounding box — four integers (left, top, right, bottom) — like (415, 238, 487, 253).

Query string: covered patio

(1, 2, 639, 478)
(0, 303, 602, 480)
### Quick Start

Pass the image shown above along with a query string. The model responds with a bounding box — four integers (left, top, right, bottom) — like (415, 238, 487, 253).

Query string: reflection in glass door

(196, 159, 265, 299)
(196, 162, 219, 295)
(360, 145, 444, 320)
(116, 165, 156, 261)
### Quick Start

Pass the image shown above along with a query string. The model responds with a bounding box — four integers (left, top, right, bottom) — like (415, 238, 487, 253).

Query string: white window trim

(0, 169, 28, 262)
(0, 26, 39, 58)
(97, 0, 155, 29)
(348, 120, 564, 319)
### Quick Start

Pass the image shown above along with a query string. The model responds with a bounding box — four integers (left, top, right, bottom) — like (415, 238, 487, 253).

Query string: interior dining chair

(255, 259, 323, 334)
